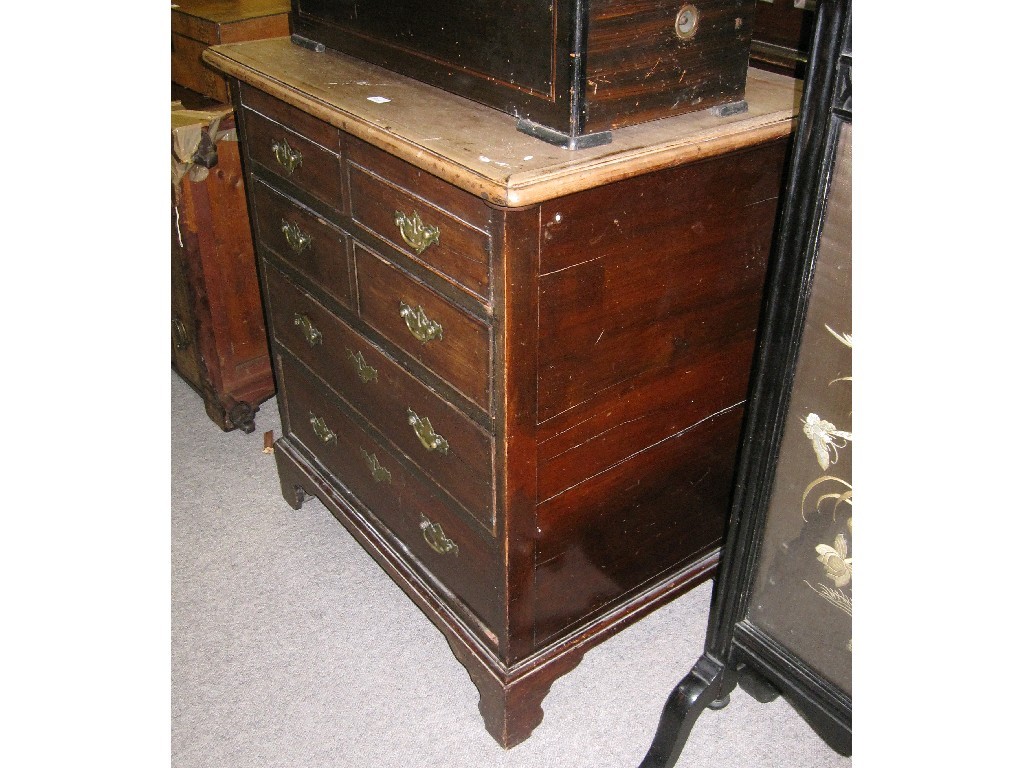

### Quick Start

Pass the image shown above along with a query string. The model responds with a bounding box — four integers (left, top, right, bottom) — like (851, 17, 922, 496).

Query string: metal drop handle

(281, 220, 312, 254)
(347, 349, 378, 383)
(294, 313, 322, 347)
(172, 317, 190, 350)
(395, 209, 440, 254)
(408, 409, 449, 454)
(309, 412, 337, 445)
(420, 515, 458, 556)
(271, 136, 302, 174)
(399, 301, 443, 343)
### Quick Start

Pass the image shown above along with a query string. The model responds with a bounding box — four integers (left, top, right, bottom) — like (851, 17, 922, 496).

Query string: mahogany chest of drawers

(205, 38, 797, 747)
(289, 0, 759, 147)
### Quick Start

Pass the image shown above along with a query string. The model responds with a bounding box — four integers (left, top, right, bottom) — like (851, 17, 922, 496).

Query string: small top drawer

(347, 138, 493, 301)
(356, 244, 492, 412)
(240, 85, 344, 213)
(250, 179, 354, 311)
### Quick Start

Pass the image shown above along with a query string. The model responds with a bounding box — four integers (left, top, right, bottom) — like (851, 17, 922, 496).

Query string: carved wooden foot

(200, 393, 258, 433)
(227, 400, 258, 433)
(475, 667, 553, 748)
(446, 639, 584, 749)
(638, 654, 734, 768)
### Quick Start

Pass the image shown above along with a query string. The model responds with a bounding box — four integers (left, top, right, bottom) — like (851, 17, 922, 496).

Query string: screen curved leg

(638, 654, 734, 768)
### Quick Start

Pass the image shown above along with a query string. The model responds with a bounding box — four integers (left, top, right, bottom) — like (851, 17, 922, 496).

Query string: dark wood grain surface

(289, 0, 757, 139)
(585, 0, 753, 131)
(533, 406, 743, 641)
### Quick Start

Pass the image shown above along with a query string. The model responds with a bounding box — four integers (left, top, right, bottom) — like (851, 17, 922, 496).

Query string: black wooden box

(290, 1, 757, 147)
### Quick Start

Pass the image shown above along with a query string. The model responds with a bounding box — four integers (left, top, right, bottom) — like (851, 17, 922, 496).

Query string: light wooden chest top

(203, 36, 799, 206)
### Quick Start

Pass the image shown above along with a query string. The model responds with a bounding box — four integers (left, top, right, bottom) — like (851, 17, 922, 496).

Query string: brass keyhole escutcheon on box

(675, 4, 700, 40)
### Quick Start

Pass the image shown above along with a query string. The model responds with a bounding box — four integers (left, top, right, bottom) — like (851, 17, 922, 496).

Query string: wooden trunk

(205, 37, 797, 746)
(172, 0, 291, 102)
(289, 0, 758, 147)
(172, 105, 275, 432)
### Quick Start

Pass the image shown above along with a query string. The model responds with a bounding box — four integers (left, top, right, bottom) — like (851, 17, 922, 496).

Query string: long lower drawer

(276, 351, 503, 640)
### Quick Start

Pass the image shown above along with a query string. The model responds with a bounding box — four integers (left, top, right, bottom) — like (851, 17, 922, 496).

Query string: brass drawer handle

(360, 448, 392, 484)
(172, 317, 190, 350)
(394, 209, 440, 254)
(420, 515, 458, 556)
(309, 412, 337, 445)
(399, 301, 443, 343)
(407, 409, 449, 455)
(271, 136, 302, 174)
(347, 349, 378, 383)
(294, 313, 322, 347)
(281, 220, 312, 255)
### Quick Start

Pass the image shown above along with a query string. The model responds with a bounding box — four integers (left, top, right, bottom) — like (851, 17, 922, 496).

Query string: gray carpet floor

(171, 371, 853, 767)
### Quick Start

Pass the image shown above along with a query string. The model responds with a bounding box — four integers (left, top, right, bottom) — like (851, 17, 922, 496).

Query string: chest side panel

(531, 139, 788, 643)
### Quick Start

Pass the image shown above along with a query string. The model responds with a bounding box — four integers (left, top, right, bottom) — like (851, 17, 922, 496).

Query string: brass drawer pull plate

(360, 449, 392, 484)
(271, 137, 302, 174)
(420, 515, 459, 556)
(347, 349, 378, 383)
(399, 302, 443, 343)
(395, 210, 440, 254)
(294, 313, 322, 347)
(281, 220, 312, 255)
(309, 412, 337, 445)
(407, 409, 449, 454)
(172, 317, 190, 350)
